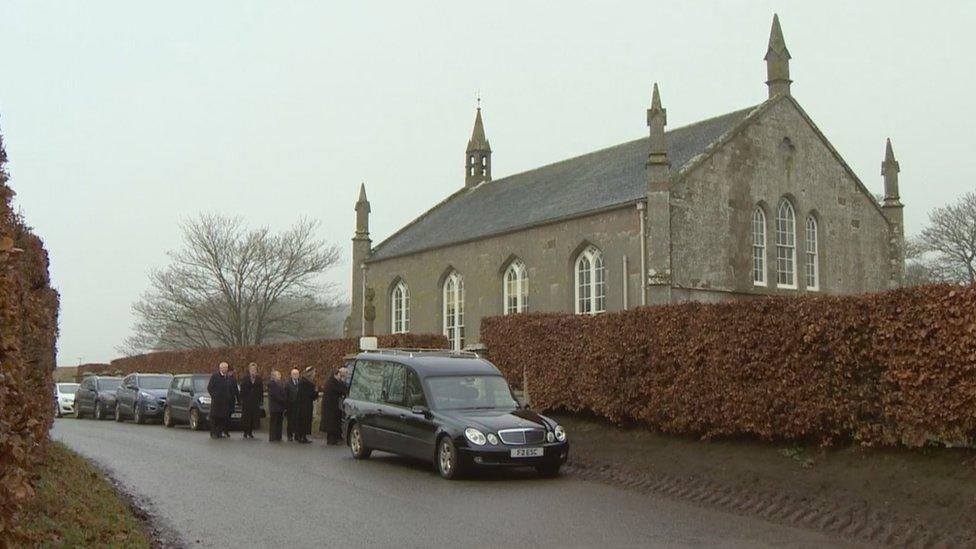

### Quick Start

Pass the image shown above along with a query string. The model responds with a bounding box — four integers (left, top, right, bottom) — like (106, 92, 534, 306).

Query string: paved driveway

(53, 419, 861, 548)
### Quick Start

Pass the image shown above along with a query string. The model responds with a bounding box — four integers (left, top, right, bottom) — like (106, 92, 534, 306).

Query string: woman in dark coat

(319, 367, 349, 445)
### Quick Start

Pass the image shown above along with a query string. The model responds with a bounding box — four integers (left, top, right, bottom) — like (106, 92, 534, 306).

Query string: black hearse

(342, 349, 568, 479)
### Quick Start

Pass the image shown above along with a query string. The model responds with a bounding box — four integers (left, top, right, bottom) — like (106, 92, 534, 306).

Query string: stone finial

(765, 14, 792, 98)
(465, 104, 492, 188)
(355, 182, 370, 237)
(646, 83, 670, 189)
(882, 138, 902, 207)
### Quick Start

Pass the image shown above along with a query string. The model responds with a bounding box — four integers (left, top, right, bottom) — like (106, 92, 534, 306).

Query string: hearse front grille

(498, 428, 545, 445)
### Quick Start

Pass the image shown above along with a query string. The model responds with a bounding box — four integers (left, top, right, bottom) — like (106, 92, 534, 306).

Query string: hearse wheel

(163, 407, 174, 428)
(437, 436, 464, 480)
(348, 423, 372, 459)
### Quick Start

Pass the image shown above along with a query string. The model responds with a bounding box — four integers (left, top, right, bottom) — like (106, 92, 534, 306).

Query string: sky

(1, 1, 974, 365)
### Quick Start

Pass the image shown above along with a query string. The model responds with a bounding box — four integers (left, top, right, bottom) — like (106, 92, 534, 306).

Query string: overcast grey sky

(2, 1, 973, 365)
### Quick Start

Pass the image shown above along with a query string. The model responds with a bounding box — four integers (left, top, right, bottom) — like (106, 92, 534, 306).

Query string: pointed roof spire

(882, 138, 901, 206)
(764, 14, 792, 98)
(884, 138, 896, 164)
(357, 182, 368, 203)
(468, 105, 490, 152)
(651, 82, 662, 111)
(765, 14, 791, 60)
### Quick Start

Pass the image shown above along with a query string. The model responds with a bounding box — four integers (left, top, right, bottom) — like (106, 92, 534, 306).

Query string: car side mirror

(411, 405, 430, 417)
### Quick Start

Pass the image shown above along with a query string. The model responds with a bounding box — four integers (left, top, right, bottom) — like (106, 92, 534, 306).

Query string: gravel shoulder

(556, 413, 976, 547)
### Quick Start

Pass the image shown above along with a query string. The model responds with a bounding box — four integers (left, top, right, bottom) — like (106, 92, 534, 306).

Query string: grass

(17, 442, 152, 548)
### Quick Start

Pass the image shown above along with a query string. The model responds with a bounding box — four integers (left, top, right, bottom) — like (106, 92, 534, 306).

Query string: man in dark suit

(287, 367, 318, 443)
(239, 362, 263, 439)
(207, 362, 236, 439)
(267, 370, 287, 442)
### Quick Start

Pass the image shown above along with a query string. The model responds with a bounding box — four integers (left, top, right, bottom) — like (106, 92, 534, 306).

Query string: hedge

(0, 133, 60, 543)
(86, 333, 448, 386)
(481, 284, 976, 447)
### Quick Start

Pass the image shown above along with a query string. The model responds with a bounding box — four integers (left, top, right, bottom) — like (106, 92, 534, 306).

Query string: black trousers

(269, 412, 283, 441)
(210, 415, 227, 438)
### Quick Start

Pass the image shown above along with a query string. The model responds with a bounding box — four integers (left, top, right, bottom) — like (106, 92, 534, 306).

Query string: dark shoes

(298, 438, 311, 444)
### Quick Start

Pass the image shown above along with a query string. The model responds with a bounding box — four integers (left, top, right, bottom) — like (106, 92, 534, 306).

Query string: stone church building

(345, 15, 906, 350)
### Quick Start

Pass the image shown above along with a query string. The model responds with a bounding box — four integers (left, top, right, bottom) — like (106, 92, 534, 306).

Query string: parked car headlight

(464, 428, 487, 446)
(198, 396, 212, 405)
(546, 431, 555, 443)
(486, 433, 499, 445)
(139, 391, 156, 401)
(554, 425, 567, 442)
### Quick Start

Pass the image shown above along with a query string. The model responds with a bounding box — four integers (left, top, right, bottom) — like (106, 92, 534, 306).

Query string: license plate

(231, 413, 241, 419)
(510, 447, 544, 458)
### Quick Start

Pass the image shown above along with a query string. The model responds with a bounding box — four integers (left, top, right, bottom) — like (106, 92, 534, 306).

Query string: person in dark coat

(287, 367, 318, 443)
(239, 362, 263, 439)
(267, 370, 287, 442)
(319, 367, 349, 445)
(207, 362, 236, 439)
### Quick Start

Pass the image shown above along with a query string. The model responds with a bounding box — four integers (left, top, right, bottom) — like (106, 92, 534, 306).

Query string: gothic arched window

(391, 280, 410, 334)
(442, 271, 465, 350)
(752, 207, 767, 286)
(574, 246, 605, 315)
(775, 198, 797, 288)
(805, 215, 819, 291)
(503, 259, 528, 315)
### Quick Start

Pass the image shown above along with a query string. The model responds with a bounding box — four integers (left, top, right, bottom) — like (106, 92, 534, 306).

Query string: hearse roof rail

(360, 348, 481, 359)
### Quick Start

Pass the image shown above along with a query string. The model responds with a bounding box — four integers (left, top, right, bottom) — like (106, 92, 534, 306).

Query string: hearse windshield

(426, 375, 518, 411)
(139, 376, 172, 390)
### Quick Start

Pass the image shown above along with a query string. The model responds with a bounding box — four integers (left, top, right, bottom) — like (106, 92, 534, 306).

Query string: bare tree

(915, 192, 976, 285)
(119, 214, 341, 355)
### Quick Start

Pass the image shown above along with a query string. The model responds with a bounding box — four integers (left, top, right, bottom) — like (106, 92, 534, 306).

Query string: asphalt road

(53, 418, 860, 548)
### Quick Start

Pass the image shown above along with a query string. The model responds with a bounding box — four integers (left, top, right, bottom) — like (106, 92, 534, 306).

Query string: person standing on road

(285, 368, 301, 442)
(319, 367, 348, 445)
(267, 370, 287, 442)
(287, 367, 318, 443)
(239, 362, 263, 439)
(207, 362, 236, 439)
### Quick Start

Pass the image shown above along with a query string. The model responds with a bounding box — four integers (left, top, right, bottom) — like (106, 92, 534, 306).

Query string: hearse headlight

(546, 431, 555, 443)
(554, 425, 567, 442)
(464, 428, 487, 446)
(486, 433, 499, 445)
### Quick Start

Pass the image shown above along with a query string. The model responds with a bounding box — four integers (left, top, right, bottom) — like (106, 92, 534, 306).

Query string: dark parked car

(342, 349, 568, 480)
(74, 375, 122, 420)
(163, 374, 256, 430)
(115, 373, 174, 424)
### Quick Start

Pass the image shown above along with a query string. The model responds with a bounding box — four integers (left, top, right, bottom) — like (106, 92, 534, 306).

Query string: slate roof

(368, 105, 758, 262)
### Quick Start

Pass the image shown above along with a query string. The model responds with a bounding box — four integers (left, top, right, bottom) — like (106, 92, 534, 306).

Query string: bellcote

(465, 105, 492, 188)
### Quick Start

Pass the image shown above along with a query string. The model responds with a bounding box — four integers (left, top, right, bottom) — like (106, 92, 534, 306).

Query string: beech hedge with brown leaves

(482, 285, 976, 447)
(84, 333, 448, 386)
(0, 144, 60, 541)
